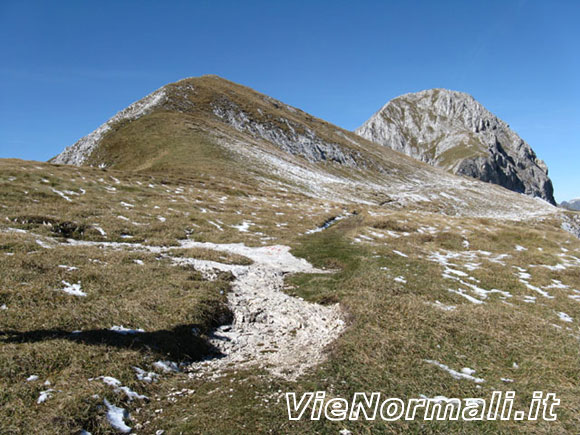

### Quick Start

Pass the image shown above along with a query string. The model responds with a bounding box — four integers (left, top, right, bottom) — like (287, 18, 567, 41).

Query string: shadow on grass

(0, 324, 224, 362)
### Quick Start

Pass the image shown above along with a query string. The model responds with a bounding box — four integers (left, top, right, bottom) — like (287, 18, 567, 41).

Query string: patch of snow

(445, 268, 469, 277)
(431, 300, 456, 311)
(557, 312, 573, 323)
(305, 214, 348, 234)
(232, 221, 252, 232)
(545, 280, 569, 289)
(423, 360, 485, 383)
(92, 376, 148, 401)
(520, 280, 554, 299)
(60, 280, 86, 297)
(37, 389, 55, 404)
(51, 188, 72, 202)
(109, 326, 145, 335)
(103, 399, 132, 433)
(392, 250, 408, 258)
(208, 220, 223, 231)
(92, 225, 107, 236)
(448, 288, 484, 304)
(501, 378, 514, 383)
(133, 367, 159, 383)
(36, 239, 53, 249)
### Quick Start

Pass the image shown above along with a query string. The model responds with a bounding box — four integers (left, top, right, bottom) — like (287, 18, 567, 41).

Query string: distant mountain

(355, 89, 556, 205)
(561, 198, 580, 211)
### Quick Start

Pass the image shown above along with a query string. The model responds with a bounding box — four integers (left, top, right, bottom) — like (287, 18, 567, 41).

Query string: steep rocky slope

(356, 89, 555, 204)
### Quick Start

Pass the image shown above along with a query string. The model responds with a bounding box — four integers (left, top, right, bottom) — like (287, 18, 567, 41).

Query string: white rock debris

(153, 361, 180, 373)
(180, 241, 345, 381)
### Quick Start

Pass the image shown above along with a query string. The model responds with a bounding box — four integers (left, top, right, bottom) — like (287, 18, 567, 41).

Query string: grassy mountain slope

(1, 77, 578, 433)
(1, 159, 580, 433)
(52, 76, 557, 220)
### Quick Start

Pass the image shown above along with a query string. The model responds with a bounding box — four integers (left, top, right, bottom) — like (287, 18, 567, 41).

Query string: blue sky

(0, 0, 578, 201)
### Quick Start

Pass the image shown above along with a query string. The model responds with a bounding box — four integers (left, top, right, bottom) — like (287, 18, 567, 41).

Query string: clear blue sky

(1, 0, 578, 202)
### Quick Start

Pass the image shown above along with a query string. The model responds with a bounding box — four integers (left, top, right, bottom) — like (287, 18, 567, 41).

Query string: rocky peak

(356, 89, 556, 204)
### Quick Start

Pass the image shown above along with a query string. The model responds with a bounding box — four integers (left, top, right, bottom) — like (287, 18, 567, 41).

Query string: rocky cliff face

(355, 89, 556, 204)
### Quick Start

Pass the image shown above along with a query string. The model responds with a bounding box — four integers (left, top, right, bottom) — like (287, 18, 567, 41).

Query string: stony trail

(176, 242, 346, 380)
(33, 234, 346, 381)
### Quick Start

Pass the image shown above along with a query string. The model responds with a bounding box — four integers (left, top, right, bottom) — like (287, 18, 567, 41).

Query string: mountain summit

(51, 76, 557, 220)
(355, 89, 555, 204)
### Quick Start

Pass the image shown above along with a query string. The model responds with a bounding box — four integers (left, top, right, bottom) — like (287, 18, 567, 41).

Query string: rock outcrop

(356, 89, 556, 204)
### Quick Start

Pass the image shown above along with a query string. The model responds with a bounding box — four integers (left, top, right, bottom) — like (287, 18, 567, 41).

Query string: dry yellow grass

(1, 159, 580, 433)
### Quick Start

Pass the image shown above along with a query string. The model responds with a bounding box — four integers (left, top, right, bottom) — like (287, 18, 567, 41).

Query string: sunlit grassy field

(1, 159, 579, 433)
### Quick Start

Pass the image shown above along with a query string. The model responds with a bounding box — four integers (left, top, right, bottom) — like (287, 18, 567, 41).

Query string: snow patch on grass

(424, 360, 485, 383)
